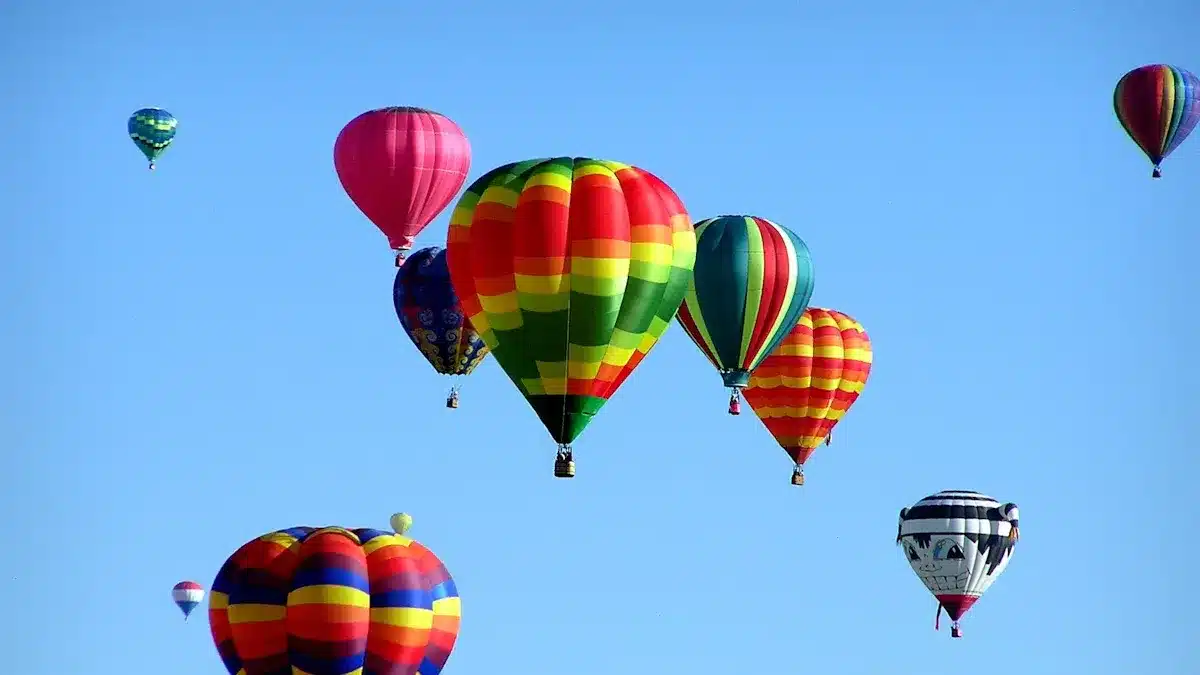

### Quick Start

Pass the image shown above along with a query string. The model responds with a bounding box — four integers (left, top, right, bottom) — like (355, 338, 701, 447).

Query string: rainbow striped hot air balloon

(675, 215, 814, 415)
(742, 308, 872, 485)
(447, 157, 696, 477)
(172, 581, 205, 620)
(1113, 64, 1200, 178)
(208, 520, 459, 675)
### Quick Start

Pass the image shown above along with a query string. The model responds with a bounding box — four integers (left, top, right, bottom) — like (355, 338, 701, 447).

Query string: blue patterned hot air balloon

(128, 108, 178, 170)
(393, 247, 489, 408)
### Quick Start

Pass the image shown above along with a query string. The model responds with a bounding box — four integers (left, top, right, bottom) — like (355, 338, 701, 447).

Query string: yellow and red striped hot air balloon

(742, 307, 872, 485)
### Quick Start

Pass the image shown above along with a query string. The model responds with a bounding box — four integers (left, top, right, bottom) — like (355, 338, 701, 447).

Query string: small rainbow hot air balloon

(171, 580, 204, 620)
(128, 108, 178, 170)
(208, 517, 459, 675)
(1113, 64, 1199, 178)
(675, 215, 814, 416)
(742, 308, 872, 485)
(334, 107, 472, 265)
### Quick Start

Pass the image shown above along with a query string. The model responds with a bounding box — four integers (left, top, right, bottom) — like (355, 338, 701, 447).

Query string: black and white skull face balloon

(897, 490, 1020, 638)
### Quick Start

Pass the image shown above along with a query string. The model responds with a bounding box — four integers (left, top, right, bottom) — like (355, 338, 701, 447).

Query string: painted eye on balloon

(932, 538, 965, 560)
(906, 546, 921, 562)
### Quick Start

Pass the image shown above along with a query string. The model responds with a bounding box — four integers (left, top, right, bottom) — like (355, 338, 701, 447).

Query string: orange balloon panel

(743, 307, 872, 466)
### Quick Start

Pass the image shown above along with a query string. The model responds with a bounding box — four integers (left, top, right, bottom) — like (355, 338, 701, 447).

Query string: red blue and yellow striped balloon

(209, 525, 459, 675)
(676, 215, 814, 407)
(1113, 64, 1200, 178)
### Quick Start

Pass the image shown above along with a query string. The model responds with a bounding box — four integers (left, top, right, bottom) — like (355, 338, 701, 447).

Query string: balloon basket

(951, 624, 962, 639)
(1152, 167, 1162, 178)
(791, 469, 805, 486)
(446, 394, 459, 409)
(554, 454, 575, 478)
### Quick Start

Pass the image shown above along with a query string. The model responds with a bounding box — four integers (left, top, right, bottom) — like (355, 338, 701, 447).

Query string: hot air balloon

(897, 491, 1020, 638)
(172, 580, 204, 620)
(334, 107, 472, 265)
(742, 308, 872, 485)
(390, 512, 413, 535)
(447, 157, 696, 477)
(1114, 64, 1199, 178)
(209, 518, 459, 675)
(394, 246, 490, 408)
(128, 108, 177, 170)
(675, 215, 814, 416)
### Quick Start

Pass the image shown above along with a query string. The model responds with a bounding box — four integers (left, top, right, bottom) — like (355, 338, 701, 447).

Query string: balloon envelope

(334, 107, 471, 255)
(676, 215, 814, 389)
(897, 491, 1019, 634)
(393, 247, 489, 376)
(1113, 64, 1200, 176)
(743, 308, 872, 477)
(447, 157, 695, 447)
(209, 526, 459, 675)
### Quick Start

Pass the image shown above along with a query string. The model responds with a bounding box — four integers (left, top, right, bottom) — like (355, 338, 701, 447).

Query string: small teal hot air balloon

(128, 108, 177, 170)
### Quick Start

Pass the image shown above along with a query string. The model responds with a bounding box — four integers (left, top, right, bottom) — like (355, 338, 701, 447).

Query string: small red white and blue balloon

(171, 581, 205, 620)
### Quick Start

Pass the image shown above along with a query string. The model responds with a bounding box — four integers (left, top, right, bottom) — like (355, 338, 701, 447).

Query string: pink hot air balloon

(334, 107, 472, 265)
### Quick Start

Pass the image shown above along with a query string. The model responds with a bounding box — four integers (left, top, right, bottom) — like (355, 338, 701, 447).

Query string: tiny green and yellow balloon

(128, 107, 177, 170)
(390, 512, 413, 535)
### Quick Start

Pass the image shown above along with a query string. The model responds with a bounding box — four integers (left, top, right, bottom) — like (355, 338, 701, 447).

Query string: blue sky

(3, 1, 1197, 673)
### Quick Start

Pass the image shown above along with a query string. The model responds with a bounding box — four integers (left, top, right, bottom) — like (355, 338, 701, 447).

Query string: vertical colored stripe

(286, 529, 371, 675)
(736, 217, 766, 367)
(692, 218, 750, 369)
(747, 220, 805, 371)
(1159, 67, 1175, 154)
(740, 218, 782, 368)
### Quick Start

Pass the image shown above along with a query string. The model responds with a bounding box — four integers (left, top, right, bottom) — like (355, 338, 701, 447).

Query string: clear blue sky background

(3, 2, 1197, 673)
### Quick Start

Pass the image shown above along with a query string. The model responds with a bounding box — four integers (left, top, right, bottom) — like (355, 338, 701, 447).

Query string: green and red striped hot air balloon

(675, 215, 815, 415)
